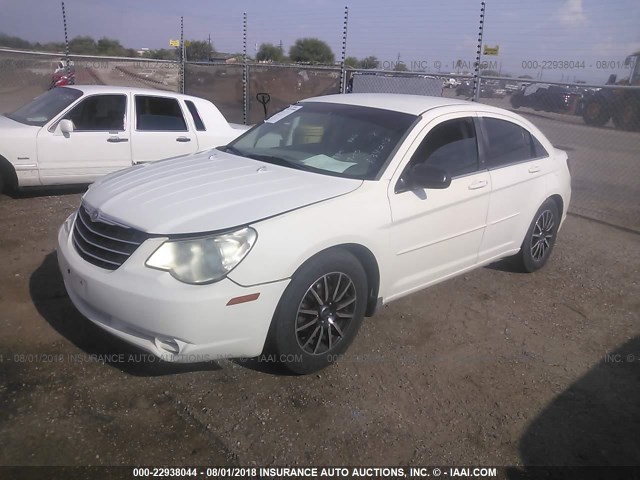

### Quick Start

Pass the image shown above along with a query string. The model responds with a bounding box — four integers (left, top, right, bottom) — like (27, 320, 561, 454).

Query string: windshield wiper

(217, 145, 245, 157)
(243, 153, 307, 171)
(218, 146, 307, 171)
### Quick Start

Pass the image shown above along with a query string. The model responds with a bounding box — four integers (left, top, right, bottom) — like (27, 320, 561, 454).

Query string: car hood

(82, 150, 363, 234)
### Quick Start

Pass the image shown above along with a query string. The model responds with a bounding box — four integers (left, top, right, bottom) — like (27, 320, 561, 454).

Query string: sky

(1, 0, 639, 83)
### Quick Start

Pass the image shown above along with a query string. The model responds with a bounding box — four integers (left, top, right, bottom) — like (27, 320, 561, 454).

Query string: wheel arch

(0, 154, 19, 193)
(548, 194, 564, 218)
(295, 243, 381, 318)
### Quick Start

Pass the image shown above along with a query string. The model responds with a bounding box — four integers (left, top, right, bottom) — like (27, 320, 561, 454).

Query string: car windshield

(5, 87, 83, 126)
(221, 102, 417, 180)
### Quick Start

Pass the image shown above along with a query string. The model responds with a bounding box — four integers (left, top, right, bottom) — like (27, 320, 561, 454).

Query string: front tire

(269, 249, 368, 374)
(514, 199, 560, 273)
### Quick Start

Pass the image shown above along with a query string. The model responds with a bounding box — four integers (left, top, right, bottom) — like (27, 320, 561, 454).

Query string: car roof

(61, 84, 203, 101)
(301, 93, 507, 116)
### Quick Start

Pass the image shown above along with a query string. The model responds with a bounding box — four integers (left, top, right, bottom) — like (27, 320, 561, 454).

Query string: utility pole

(473, 1, 486, 101)
(61, 1, 70, 75)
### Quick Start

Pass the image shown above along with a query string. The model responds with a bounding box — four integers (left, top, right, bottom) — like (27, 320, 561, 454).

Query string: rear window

(481, 117, 547, 168)
(185, 100, 206, 131)
(135, 96, 187, 131)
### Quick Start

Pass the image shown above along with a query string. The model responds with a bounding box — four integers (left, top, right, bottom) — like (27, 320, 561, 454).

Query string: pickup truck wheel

(612, 102, 639, 131)
(582, 97, 610, 126)
(269, 249, 367, 374)
(514, 199, 560, 273)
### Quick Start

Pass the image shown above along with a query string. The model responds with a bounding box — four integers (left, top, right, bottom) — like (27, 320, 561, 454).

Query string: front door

(387, 115, 491, 300)
(37, 94, 132, 184)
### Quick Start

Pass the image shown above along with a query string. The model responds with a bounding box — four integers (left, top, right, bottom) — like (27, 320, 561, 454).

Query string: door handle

(107, 137, 128, 143)
(176, 136, 191, 142)
(528, 165, 541, 173)
(468, 180, 488, 190)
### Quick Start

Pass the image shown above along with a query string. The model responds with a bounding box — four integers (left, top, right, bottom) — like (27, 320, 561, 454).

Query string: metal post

(180, 16, 185, 93)
(339, 6, 349, 94)
(242, 12, 248, 125)
(61, 1, 70, 75)
(473, 1, 486, 101)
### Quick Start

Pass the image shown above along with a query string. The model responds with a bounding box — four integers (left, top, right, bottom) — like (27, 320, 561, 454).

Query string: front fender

(228, 182, 393, 298)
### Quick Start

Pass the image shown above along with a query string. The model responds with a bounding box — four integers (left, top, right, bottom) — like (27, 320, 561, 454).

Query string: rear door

(131, 95, 198, 162)
(477, 115, 551, 263)
(37, 93, 131, 184)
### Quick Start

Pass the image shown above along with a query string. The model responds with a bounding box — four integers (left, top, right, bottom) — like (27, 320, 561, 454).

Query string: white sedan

(57, 93, 571, 374)
(0, 85, 248, 192)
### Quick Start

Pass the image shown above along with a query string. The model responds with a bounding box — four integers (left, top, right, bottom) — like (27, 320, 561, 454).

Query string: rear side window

(410, 117, 479, 177)
(135, 96, 187, 131)
(185, 100, 206, 131)
(65, 95, 126, 131)
(481, 117, 546, 168)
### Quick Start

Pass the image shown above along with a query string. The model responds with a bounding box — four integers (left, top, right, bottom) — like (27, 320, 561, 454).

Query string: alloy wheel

(531, 209, 555, 261)
(295, 272, 357, 355)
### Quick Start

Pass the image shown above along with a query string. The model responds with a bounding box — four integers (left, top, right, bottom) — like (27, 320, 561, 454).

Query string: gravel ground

(0, 190, 639, 471)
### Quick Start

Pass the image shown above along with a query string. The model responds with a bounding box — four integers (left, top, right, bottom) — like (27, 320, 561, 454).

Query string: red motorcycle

(49, 60, 76, 89)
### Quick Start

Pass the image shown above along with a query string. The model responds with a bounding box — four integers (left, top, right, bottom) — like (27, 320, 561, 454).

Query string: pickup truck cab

(0, 85, 248, 192)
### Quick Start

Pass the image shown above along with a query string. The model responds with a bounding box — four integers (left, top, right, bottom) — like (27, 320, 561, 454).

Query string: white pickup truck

(0, 85, 249, 192)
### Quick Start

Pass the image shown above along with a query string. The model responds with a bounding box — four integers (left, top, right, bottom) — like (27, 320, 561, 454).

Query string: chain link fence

(0, 49, 180, 113)
(0, 0, 638, 232)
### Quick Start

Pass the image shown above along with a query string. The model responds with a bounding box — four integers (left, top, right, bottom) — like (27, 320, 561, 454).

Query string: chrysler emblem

(89, 208, 100, 222)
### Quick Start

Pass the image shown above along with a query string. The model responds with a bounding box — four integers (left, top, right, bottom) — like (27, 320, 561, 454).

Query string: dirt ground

(0, 188, 638, 473)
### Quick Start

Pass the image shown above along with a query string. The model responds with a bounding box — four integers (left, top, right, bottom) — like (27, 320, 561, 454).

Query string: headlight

(146, 227, 257, 284)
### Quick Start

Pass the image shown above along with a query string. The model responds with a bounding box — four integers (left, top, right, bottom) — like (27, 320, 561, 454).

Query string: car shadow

(230, 357, 299, 376)
(9, 184, 88, 199)
(507, 336, 640, 479)
(484, 256, 528, 274)
(29, 252, 222, 376)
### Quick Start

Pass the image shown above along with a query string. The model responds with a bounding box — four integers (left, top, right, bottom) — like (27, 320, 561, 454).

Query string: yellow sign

(169, 39, 180, 47)
(483, 45, 499, 56)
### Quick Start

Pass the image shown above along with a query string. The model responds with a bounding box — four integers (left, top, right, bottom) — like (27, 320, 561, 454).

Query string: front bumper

(57, 214, 288, 362)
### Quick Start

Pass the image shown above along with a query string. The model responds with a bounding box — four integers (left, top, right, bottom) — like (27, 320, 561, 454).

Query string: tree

(185, 40, 214, 61)
(69, 36, 98, 54)
(344, 56, 360, 68)
(96, 37, 127, 56)
(394, 61, 408, 71)
(0, 33, 33, 49)
(518, 75, 533, 79)
(289, 38, 335, 64)
(256, 43, 285, 62)
(360, 56, 379, 69)
(144, 48, 178, 60)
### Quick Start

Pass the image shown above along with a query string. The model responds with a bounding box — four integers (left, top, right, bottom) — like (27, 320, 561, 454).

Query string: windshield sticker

(265, 105, 303, 124)
(301, 155, 357, 173)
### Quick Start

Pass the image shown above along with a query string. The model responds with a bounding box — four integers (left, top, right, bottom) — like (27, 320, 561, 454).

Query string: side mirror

(59, 119, 74, 134)
(408, 163, 451, 190)
(55, 119, 74, 137)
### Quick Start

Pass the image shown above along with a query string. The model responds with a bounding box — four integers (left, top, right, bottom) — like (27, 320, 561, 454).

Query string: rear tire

(514, 199, 560, 273)
(268, 248, 368, 374)
(582, 96, 610, 127)
(612, 102, 639, 131)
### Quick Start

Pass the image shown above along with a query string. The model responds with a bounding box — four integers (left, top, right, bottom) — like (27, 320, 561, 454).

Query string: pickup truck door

(130, 95, 198, 162)
(37, 93, 132, 184)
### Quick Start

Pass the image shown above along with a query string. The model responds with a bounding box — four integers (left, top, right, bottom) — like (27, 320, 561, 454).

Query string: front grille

(72, 205, 149, 270)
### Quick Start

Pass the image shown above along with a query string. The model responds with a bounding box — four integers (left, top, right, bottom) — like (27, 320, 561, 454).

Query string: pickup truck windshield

(223, 102, 417, 180)
(5, 87, 83, 127)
